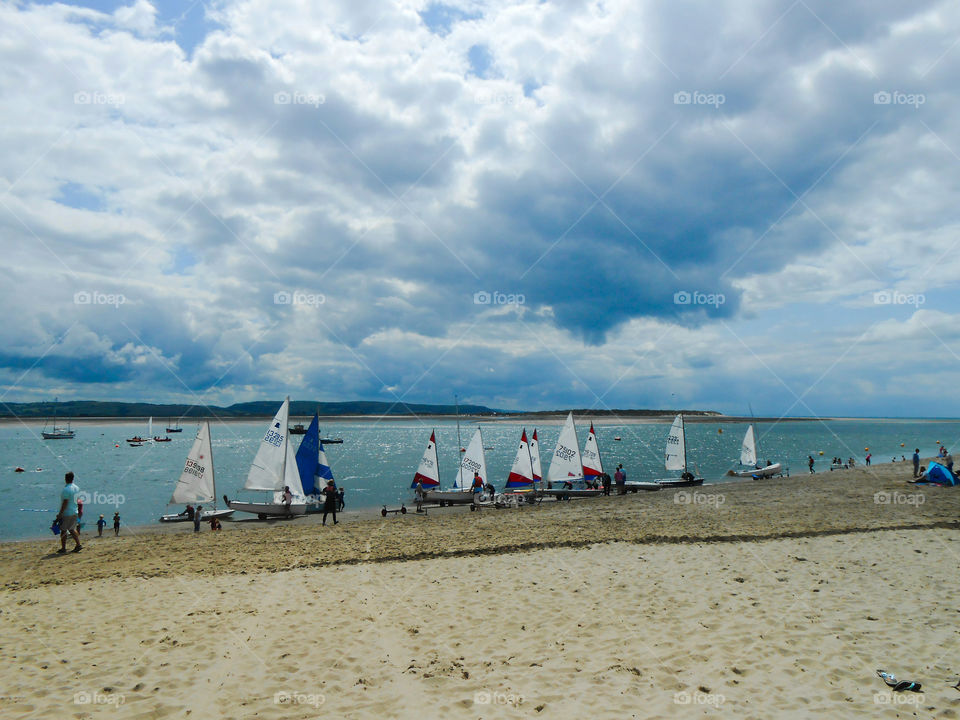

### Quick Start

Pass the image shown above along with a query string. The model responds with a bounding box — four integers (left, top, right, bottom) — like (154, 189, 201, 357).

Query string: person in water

(322, 479, 338, 525)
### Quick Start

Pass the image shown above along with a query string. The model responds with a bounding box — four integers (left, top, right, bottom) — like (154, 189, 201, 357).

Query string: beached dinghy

(424, 427, 487, 506)
(224, 398, 307, 518)
(159, 422, 233, 522)
(293, 414, 337, 513)
(492, 428, 538, 506)
(727, 424, 784, 478)
(656, 414, 704, 488)
(541, 413, 603, 499)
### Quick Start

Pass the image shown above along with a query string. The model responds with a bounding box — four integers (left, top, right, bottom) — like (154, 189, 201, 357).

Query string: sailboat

(505, 429, 536, 490)
(581, 422, 604, 486)
(151, 417, 172, 442)
(41, 398, 75, 440)
(656, 414, 704, 487)
(411, 429, 441, 491)
(542, 412, 602, 498)
(159, 422, 234, 522)
(127, 417, 151, 444)
(165, 418, 183, 433)
(530, 429, 543, 485)
(728, 424, 783, 478)
(423, 427, 487, 506)
(224, 398, 308, 518)
(295, 414, 337, 512)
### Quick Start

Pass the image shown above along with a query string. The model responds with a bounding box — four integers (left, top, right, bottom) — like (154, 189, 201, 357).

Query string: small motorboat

(14, 467, 25, 473)
(126, 436, 147, 443)
(152, 436, 172, 443)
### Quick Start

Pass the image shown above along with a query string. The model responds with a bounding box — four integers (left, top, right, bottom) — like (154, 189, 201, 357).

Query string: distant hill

(0, 400, 500, 419)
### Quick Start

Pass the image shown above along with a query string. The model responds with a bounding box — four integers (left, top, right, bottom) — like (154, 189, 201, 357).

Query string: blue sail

(317, 440, 334, 484)
(295, 414, 321, 495)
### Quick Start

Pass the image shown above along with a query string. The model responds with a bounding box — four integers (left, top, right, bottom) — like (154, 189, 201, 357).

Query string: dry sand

(2, 462, 959, 718)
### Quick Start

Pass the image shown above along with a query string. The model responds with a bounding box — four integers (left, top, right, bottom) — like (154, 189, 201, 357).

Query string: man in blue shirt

(56, 472, 82, 553)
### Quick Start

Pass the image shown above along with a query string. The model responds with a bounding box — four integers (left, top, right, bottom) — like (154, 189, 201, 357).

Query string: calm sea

(3, 417, 957, 541)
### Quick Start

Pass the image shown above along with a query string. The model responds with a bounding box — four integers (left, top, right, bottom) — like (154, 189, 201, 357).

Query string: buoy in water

(115, 444, 120, 448)
(718, 428, 723, 434)
(901, 443, 905, 447)
(818, 451, 824, 455)
(864, 447, 869, 451)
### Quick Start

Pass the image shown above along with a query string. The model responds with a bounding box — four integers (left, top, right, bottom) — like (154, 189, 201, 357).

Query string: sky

(1, 0, 959, 417)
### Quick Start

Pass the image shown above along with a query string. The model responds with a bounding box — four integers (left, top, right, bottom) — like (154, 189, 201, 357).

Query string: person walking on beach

(113, 512, 121, 536)
(96, 514, 106, 537)
(913, 449, 920, 478)
(337, 487, 345, 512)
(414, 480, 425, 512)
(77, 496, 84, 532)
(322, 479, 338, 525)
(808, 455, 815, 473)
(281, 486, 293, 516)
(55, 472, 82, 553)
(865, 453, 871, 466)
(193, 505, 203, 532)
(614, 465, 624, 494)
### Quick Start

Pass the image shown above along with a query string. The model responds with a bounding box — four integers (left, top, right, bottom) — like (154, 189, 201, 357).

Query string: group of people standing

(55, 472, 121, 554)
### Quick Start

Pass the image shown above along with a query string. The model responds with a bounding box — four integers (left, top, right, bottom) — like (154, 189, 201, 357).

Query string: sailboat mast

(681, 414, 687, 471)
(279, 397, 290, 496)
(455, 394, 463, 488)
(209, 422, 217, 511)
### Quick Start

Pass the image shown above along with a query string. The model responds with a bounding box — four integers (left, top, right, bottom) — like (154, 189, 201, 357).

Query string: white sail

(740, 424, 757, 466)
(273, 428, 306, 503)
(530, 429, 543, 482)
(665, 414, 686, 472)
(506, 429, 535, 487)
(453, 427, 486, 489)
(548, 412, 584, 482)
(581, 423, 603, 478)
(170, 422, 215, 504)
(148, 417, 153, 436)
(412, 430, 440, 487)
(244, 398, 292, 491)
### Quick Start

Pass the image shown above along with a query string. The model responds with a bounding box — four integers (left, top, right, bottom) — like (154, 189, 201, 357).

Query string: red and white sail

(529, 429, 543, 482)
(581, 422, 603, 480)
(506, 429, 535, 488)
(412, 430, 440, 488)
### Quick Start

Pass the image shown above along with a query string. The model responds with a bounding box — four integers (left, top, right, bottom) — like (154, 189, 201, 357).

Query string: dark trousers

(323, 507, 337, 524)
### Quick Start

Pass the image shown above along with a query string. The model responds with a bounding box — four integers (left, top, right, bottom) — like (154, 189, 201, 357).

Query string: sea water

(2, 417, 957, 541)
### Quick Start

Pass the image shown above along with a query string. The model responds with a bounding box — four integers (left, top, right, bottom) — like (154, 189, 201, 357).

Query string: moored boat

(656, 414, 704, 488)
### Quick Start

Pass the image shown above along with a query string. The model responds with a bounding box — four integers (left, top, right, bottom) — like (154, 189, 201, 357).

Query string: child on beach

(113, 512, 120, 536)
(808, 456, 815, 473)
(96, 514, 106, 537)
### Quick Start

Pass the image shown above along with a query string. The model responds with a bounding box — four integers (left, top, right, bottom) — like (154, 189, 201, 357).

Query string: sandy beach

(2, 461, 959, 718)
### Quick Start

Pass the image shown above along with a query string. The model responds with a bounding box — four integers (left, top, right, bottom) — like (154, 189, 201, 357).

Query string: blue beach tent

(923, 462, 958, 486)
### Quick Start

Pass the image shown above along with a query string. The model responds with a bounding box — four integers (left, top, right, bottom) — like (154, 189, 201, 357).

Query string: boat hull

(656, 478, 704, 488)
(42, 432, 75, 439)
(540, 488, 603, 498)
(159, 508, 234, 523)
(730, 462, 783, 478)
(225, 500, 307, 518)
(622, 482, 662, 492)
(423, 490, 477, 506)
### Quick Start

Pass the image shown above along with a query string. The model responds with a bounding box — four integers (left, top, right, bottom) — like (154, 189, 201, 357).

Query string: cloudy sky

(1, 0, 959, 416)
